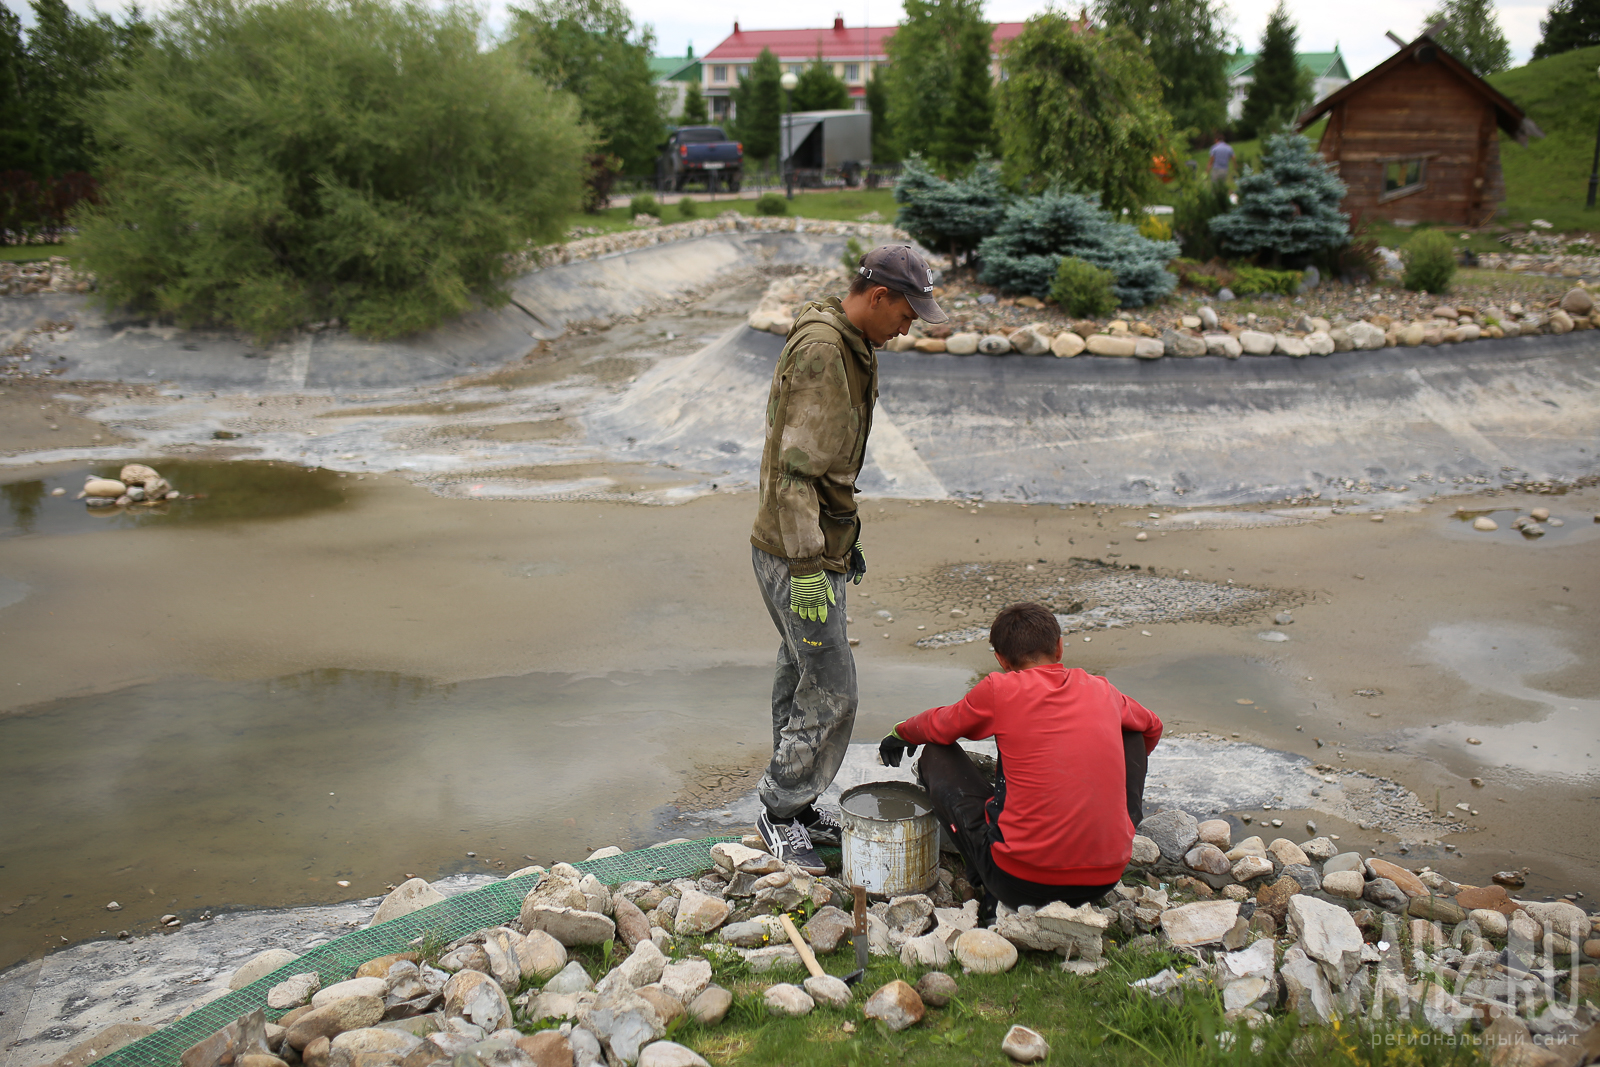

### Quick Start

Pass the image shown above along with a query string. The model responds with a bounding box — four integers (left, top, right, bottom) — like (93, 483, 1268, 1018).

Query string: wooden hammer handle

(778, 913, 825, 979)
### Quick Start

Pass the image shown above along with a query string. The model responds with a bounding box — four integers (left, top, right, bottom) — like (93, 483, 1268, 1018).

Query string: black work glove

(847, 540, 867, 585)
(878, 732, 918, 768)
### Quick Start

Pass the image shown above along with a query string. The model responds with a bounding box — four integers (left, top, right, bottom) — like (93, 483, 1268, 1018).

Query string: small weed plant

(677, 197, 699, 219)
(1050, 256, 1119, 317)
(754, 192, 789, 216)
(1401, 230, 1458, 293)
(629, 194, 661, 219)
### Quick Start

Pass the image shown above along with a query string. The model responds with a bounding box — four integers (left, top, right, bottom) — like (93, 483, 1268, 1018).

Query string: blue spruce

(1210, 133, 1349, 261)
(893, 155, 1008, 263)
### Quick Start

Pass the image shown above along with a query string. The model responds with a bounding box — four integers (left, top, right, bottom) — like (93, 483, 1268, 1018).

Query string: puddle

(1439, 504, 1600, 547)
(0, 661, 967, 969)
(0, 462, 348, 538)
(1410, 622, 1600, 779)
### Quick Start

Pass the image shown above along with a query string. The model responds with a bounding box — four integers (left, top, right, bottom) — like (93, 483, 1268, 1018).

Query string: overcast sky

(6, 0, 1554, 82)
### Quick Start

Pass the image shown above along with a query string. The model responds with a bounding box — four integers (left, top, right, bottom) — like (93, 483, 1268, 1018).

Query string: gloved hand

(878, 729, 918, 768)
(847, 540, 867, 585)
(789, 571, 836, 623)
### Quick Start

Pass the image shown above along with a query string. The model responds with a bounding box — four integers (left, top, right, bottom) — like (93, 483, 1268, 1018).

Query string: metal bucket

(838, 781, 939, 897)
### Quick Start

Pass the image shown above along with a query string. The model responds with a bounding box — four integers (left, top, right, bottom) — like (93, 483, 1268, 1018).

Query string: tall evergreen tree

(729, 48, 781, 163)
(679, 79, 708, 125)
(1424, 0, 1512, 75)
(882, 0, 994, 170)
(508, 0, 666, 175)
(1210, 132, 1348, 263)
(1093, 0, 1232, 138)
(1532, 0, 1600, 58)
(1238, 0, 1312, 140)
(865, 72, 895, 163)
(792, 55, 849, 111)
(0, 5, 36, 171)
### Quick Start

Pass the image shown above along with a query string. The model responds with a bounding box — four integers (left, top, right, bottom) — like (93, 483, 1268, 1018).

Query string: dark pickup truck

(656, 126, 743, 193)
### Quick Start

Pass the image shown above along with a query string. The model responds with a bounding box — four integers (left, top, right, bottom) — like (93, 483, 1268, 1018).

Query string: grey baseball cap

(857, 245, 948, 323)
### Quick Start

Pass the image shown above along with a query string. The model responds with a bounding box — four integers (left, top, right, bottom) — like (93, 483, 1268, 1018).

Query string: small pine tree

(679, 80, 708, 125)
(892, 154, 1008, 263)
(1238, 0, 1313, 140)
(1424, 0, 1512, 76)
(792, 55, 849, 111)
(977, 190, 1178, 306)
(1532, 0, 1600, 58)
(729, 48, 781, 163)
(865, 73, 896, 164)
(1209, 133, 1349, 263)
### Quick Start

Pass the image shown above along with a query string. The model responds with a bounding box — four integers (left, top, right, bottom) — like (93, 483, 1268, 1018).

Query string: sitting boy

(878, 601, 1162, 912)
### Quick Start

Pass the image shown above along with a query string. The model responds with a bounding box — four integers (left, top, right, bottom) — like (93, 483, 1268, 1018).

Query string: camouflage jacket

(750, 299, 878, 576)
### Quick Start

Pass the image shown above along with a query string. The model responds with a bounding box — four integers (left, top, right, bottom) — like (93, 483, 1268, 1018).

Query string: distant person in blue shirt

(1208, 134, 1235, 181)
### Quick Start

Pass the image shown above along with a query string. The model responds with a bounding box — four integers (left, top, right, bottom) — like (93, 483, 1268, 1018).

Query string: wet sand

(1, 460, 1596, 967)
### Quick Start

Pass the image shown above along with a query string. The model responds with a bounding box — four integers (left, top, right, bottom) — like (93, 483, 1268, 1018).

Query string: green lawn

(0, 243, 65, 263)
(1489, 44, 1600, 232)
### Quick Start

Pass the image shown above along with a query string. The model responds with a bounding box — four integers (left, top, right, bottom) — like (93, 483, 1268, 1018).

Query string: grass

(534, 933, 1491, 1067)
(561, 188, 899, 241)
(0, 243, 66, 263)
(1489, 44, 1600, 233)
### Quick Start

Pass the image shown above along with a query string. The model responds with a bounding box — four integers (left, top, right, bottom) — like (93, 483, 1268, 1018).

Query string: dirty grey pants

(752, 546, 858, 819)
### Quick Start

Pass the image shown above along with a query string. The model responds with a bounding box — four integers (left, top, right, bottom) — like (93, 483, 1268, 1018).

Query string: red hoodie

(895, 664, 1162, 885)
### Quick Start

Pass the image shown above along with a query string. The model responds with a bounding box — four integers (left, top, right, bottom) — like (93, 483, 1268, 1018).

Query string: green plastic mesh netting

(89, 836, 740, 1067)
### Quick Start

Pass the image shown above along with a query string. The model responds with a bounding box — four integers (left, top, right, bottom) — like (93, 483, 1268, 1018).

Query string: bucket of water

(838, 781, 939, 896)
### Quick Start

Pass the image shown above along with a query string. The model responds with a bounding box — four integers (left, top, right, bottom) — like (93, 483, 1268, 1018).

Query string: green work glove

(789, 571, 836, 623)
(847, 540, 866, 585)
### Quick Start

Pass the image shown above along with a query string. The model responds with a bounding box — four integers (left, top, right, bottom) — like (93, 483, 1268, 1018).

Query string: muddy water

(840, 783, 932, 821)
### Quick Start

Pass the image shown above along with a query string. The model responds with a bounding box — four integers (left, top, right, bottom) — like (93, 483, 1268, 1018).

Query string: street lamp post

(780, 70, 799, 200)
(1589, 65, 1600, 209)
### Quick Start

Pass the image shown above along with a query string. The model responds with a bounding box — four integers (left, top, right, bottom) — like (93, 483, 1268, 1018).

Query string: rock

(313, 977, 389, 1010)
(977, 334, 1012, 355)
(1217, 287, 1235, 302)
(610, 897, 651, 954)
(930, 901, 979, 947)
(674, 889, 731, 936)
(899, 932, 951, 967)
(268, 973, 323, 1010)
(437, 943, 490, 975)
(83, 478, 126, 497)
(1304, 330, 1334, 355)
(511, 1032, 572, 1067)
(1469, 909, 1509, 937)
(1225, 836, 1266, 860)
(1138, 809, 1199, 862)
(718, 920, 770, 948)
(1010, 327, 1051, 355)
(232, 949, 302, 990)
(1238, 330, 1276, 355)
(954, 928, 1018, 973)
(1329, 327, 1353, 351)
(443, 971, 513, 1032)
(914, 971, 958, 1008)
(1347, 321, 1386, 350)
(375, 879, 447, 925)
(1000, 1025, 1050, 1063)
(1203, 332, 1243, 357)
(1322, 871, 1364, 899)
(941, 332, 979, 355)
(599, 940, 667, 995)
(1516, 899, 1589, 937)
(1256, 877, 1302, 924)
(634, 986, 685, 1029)
(354, 953, 417, 980)
(708, 842, 774, 874)
(1407, 896, 1466, 924)
(1221, 884, 1249, 901)
(1231, 855, 1273, 882)
(543, 961, 596, 994)
(862, 980, 924, 1031)
(763, 983, 814, 1016)
(1050, 331, 1085, 357)
(1086, 335, 1137, 357)
(1129, 835, 1161, 866)
(1033, 900, 1110, 960)
(1492, 870, 1526, 888)
(1455, 323, 1481, 342)
(801, 974, 851, 1009)
(1472, 515, 1498, 531)
(1160, 900, 1240, 947)
(330, 1028, 421, 1056)
(567, 1028, 603, 1067)
(1133, 337, 1165, 359)
(1323, 852, 1364, 875)
(578, 989, 665, 1066)
(1198, 305, 1219, 330)
(738, 945, 803, 973)
(286, 996, 385, 1051)
(1273, 333, 1309, 357)
(635, 1043, 709, 1067)
(659, 959, 712, 1005)
(1362, 878, 1409, 912)
(1196, 820, 1231, 849)
(687, 985, 732, 1026)
(1287, 896, 1364, 985)
(1280, 864, 1321, 893)
(911, 337, 946, 353)
(1366, 859, 1426, 898)
(1184, 844, 1231, 877)
(522, 906, 616, 947)
(1549, 309, 1574, 334)
(1561, 287, 1595, 316)
(1279, 945, 1334, 1024)
(1267, 838, 1309, 868)
(883, 334, 916, 352)
(1300, 837, 1336, 862)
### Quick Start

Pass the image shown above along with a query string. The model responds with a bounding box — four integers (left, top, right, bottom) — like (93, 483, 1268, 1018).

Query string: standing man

(1208, 132, 1236, 182)
(749, 245, 947, 873)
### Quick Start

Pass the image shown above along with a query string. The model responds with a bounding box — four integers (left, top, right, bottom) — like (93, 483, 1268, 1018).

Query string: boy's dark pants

(914, 732, 1149, 910)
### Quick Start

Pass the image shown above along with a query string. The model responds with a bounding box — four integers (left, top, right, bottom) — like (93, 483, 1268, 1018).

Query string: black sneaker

(795, 804, 843, 847)
(755, 809, 827, 875)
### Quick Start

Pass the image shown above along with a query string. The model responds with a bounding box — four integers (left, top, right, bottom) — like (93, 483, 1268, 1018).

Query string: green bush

(893, 154, 1007, 263)
(1049, 256, 1118, 317)
(977, 189, 1178, 306)
(1171, 176, 1233, 261)
(630, 194, 661, 218)
(841, 235, 865, 272)
(1401, 230, 1458, 293)
(72, 0, 587, 341)
(676, 196, 698, 219)
(754, 192, 788, 216)
(1229, 263, 1302, 296)
(1210, 133, 1349, 259)
(1168, 258, 1225, 293)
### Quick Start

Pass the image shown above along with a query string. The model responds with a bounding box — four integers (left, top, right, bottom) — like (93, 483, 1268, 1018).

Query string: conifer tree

(893, 154, 1007, 262)
(679, 80, 708, 125)
(1424, 0, 1512, 75)
(1093, 0, 1232, 138)
(792, 55, 849, 111)
(883, 0, 993, 170)
(1209, 133, 1348, 263)
(1532, 0, 1600, 58)
(865, 72, 895, 164)
(729, 48, 781, 163)
(1238, 1, 1312, 140)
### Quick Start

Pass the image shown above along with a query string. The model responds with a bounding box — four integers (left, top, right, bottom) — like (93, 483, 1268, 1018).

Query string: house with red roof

(699, 16, 1028, 122)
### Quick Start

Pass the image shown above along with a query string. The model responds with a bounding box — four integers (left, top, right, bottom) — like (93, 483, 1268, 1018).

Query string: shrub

(841, 235, 865, 272)
(1050, 256, 1118, 317)
(977, 190, 1178, 306)
(1210, 133, 1349, 261)
(1171, 175, 1232, 261)
(582, 153, 622, 214)
(72, 0, 587, 341)
(1137, 213, 1172, 242)
(629, 194, 661, 218)
(1401, 230, 1458, 293)
(892, 154, 1007, 263)
(677, 196, 699, 219)
(1228, 263, 1302, 296)
(1168, 257, 1227, 293)
(754, 192, 788, 216)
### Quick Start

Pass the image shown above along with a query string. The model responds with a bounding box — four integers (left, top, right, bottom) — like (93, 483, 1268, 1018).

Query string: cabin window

(1381, 158, 1427, 201)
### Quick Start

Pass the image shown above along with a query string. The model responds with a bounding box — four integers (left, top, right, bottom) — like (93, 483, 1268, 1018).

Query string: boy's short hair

(990, 602, 1061, 664)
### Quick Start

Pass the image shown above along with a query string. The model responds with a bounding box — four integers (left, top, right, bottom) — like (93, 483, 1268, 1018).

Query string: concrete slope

(587, 323, 1600, 505)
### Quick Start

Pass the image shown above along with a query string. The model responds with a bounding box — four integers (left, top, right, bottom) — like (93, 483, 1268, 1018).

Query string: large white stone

(1279, 945, 1334, 1024)
(523, 905, 616, 947)
(1239, 330, 1276, 355)
(674, 889, 731, 936)
(1160, 900, 1240, 947)
(373, 878, 446, 925)
(230, 949, 300, 990)
(311, 976, 388, 1010)
(1287, 895, 1364, 987)
(953, 929, 1017, 973)
(709, 843, 781, 875)
(659, 959, 713, 1005)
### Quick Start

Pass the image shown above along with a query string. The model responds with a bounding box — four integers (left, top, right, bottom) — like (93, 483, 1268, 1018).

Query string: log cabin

(1295, 30, 1544, 227)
